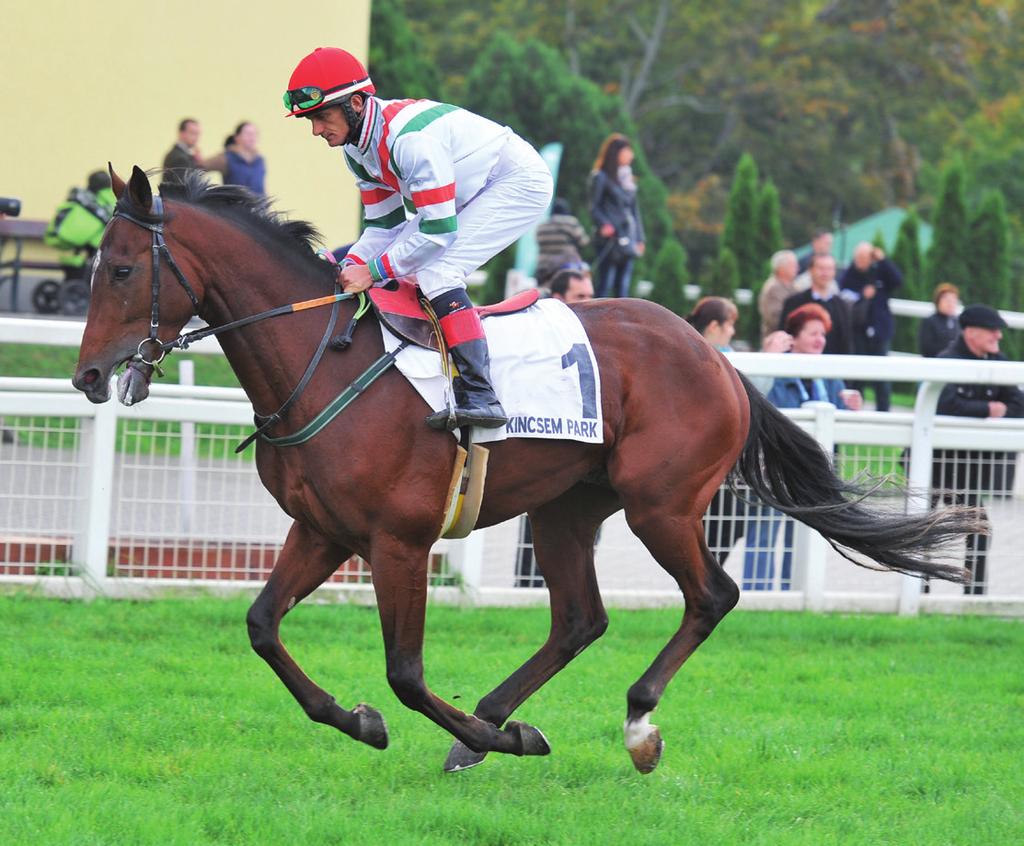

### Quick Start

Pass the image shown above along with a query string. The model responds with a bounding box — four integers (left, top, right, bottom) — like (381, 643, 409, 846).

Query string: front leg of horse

(370, 543, 551, 762)
(246, 521, 388, 750)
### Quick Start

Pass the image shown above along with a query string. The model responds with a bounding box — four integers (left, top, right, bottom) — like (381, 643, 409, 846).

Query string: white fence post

(72, 382, 118, 593)
(178, 361, 197, 534)
(446, 529, 485, 598)
(901, 381, 944, 616)
(798, 401, 835, 612)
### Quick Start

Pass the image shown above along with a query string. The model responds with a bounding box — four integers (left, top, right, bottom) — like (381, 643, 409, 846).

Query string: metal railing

(2, 318, 1024, 615)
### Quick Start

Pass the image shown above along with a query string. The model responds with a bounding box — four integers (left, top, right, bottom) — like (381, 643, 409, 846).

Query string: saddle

(367, 280, 539, 351)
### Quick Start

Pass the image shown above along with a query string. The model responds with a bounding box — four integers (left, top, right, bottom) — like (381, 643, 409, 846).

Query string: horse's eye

(113, 266, 132, 281)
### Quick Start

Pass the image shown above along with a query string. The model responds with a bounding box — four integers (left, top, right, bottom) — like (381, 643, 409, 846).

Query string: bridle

(113, 196, 201, 367)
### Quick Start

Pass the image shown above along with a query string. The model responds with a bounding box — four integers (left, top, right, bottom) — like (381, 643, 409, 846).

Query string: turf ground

(1, 595, 1021, 845)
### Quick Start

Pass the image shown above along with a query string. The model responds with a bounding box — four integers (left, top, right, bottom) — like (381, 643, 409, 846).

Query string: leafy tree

(461, 34, 673, 258)
(721, 154, 761, 290)
(407, 0, 1024, 274)
(647, 238, 689, 316)
(926, 157, 971, 292)
(369, 0, 446, 100)
(967, 189, 1011, 309)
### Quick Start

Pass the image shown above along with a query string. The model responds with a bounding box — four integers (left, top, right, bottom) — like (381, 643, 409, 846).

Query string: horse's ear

(127, 166, 153, 211)
(109, 163, 126, 199)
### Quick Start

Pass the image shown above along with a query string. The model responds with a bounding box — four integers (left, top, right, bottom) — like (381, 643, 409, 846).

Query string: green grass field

(1, 595, 1021, 845)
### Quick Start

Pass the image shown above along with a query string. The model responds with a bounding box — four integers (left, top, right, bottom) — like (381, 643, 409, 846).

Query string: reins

(113, 200, 405, 453)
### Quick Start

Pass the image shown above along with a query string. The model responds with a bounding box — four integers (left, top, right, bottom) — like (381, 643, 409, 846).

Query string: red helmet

(283, 47, 376, 117)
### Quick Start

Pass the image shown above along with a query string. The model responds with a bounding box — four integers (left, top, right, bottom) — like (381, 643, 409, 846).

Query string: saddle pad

(381, 298, 604, 444)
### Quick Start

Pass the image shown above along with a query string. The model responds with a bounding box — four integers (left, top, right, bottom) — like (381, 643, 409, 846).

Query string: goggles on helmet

(282, 77, 373, 116)
(283, 86, 328, 112)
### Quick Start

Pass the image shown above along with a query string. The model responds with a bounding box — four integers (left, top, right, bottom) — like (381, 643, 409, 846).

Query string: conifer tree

(648, 238, 690, 316)
(891, 208, 924, 352)
(967, 189, 1011, 309)
(706, 248, 740, 299)
(754, 179, 784, 285)
(721, 154, 761, 290)
(926, 157, 971, 291)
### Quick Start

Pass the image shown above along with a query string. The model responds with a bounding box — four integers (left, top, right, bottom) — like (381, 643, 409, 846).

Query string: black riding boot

(424, 288, 507, 431)
(427, 339, 508, 430)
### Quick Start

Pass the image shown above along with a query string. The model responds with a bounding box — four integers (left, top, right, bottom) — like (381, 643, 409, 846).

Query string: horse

(73, 167, 978, 774)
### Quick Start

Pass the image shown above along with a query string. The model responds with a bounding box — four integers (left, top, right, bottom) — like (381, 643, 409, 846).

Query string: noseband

(114, 196, 201, 366)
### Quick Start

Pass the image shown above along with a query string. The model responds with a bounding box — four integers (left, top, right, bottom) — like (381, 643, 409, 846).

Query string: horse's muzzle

(72, 365, 112, 403)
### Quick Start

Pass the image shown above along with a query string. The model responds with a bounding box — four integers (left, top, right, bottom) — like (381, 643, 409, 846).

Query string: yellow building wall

(2, 0, 370, 252)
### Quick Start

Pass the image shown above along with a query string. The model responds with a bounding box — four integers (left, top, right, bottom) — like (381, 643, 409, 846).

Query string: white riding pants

(388, 135, 553, 299)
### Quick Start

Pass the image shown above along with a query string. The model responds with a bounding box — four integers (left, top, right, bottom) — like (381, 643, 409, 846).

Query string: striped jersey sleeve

(369, 132, 458, 280)
(341, 153, 406, 267)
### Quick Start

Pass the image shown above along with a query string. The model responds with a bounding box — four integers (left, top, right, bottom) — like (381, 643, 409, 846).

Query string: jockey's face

(305, 96, 366, 147)
(307, 105, 350, 146)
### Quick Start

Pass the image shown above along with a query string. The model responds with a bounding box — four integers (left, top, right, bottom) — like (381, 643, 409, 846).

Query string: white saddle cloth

(381, 298, 604, 444)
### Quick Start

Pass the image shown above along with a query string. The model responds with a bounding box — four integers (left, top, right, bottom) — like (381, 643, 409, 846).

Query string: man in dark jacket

(839, 241, 903, 411)
(162, 118, 203, 178)
(779, 253, 853, 355)
(933, 304, 1024, 594)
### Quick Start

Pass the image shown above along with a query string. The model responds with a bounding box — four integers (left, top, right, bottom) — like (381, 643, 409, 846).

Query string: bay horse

(73, 167, 976, 774)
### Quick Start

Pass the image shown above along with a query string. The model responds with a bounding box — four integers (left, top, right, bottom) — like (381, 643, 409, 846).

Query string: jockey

(283, 47, 554, 430)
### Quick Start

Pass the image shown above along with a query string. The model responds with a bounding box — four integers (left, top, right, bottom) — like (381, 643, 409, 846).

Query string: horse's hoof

(354, 703, 389, 750)
(626, 722, 664, 774)
(443, 740, 488, 773)
(506, 720, 551, 757)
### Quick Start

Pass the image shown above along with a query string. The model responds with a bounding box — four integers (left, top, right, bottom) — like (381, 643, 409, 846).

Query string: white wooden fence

(2, 317, 1024, 615)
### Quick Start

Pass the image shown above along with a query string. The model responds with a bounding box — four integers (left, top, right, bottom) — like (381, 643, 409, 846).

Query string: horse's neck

(184, 228, 352, 414)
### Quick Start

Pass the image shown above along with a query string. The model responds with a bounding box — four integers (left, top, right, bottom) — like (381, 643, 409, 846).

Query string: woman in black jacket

(918, 283, 961, 357)
(589, 134, 645, 298)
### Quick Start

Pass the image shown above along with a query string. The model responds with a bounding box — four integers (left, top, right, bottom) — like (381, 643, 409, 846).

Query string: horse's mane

(117, 170, 335, 282)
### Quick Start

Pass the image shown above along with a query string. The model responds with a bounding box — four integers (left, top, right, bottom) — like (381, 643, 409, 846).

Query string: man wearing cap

(933, 303, 1023, 594)
(282, 47, 554, 430)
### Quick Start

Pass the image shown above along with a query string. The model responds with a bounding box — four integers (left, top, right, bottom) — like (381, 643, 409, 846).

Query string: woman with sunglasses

(283, 47, 554, 431)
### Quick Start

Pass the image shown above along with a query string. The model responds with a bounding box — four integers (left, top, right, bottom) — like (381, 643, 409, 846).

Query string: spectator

(839, 241, 903, 411)
(687, 297, 744, 563)
(779, 254, 854, 355)
(535, 198, 589, 289)
(162, 118, 203, 177)
(744, 303, 862, 591)
(549, 269, 594, 304)
(794, 229, 839, 293)
(919, 283, 961, 358)
(589, 133, 645, 298)
(204, 122, 267, 195)
(798, 229, 833, 274)
(687, 295, 738, 351)
(758, 249, 799, 339)
(933, 304, 1024, 595)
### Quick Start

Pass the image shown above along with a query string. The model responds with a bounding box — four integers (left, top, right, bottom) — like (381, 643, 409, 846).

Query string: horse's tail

(733, 373, 982, 582)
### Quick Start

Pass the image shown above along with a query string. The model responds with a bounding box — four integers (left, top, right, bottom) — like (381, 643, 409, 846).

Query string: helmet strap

(341, 94, 367, 146)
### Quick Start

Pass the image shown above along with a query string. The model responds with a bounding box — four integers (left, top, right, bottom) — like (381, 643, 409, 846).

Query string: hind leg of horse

(369, 533, 555, 760)
(445, 484, 619, 772)
(621, 507, 739, 774)
(246, 521, 388, 750)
